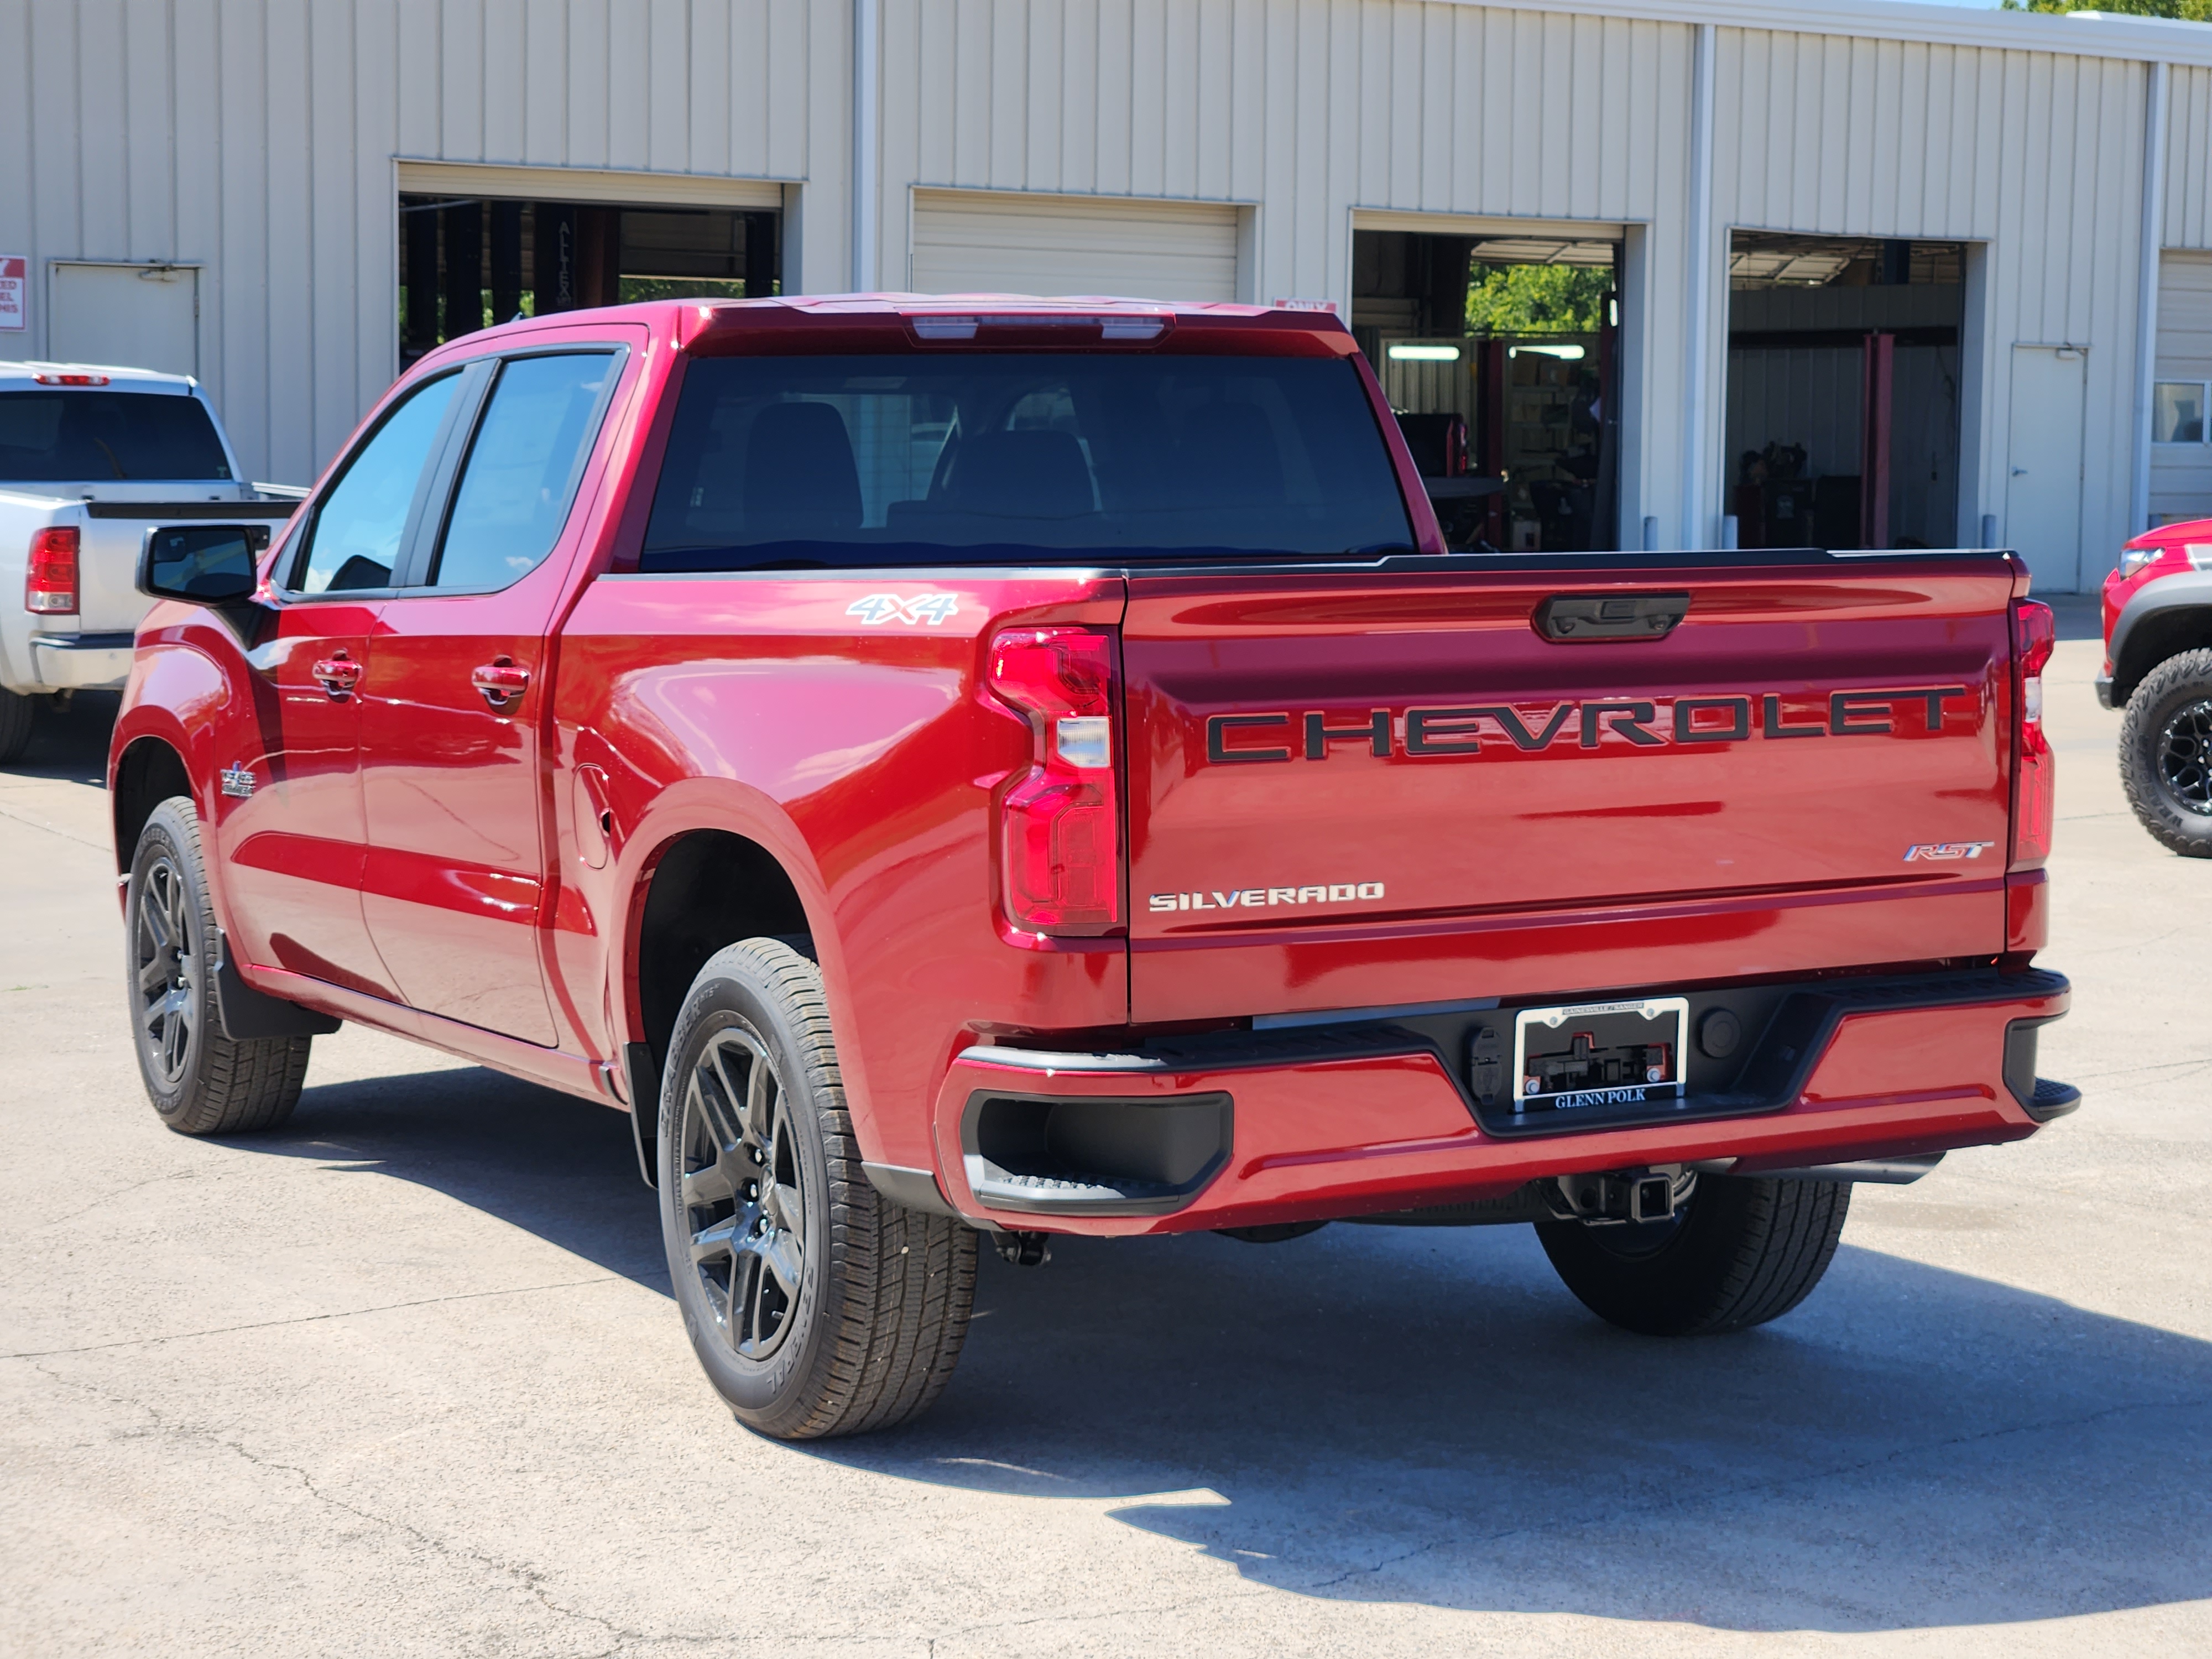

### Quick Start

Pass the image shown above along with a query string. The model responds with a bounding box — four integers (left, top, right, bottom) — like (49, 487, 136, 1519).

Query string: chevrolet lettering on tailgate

(1204, 687, 1976, 762)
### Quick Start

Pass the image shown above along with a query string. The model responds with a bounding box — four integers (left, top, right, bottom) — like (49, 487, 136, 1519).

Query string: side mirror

(138, 524, 265, 604)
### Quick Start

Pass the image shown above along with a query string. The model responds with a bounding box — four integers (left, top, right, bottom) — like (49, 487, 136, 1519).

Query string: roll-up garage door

(910, 190, 1241, 302)
(2153, 251, 2212, 526)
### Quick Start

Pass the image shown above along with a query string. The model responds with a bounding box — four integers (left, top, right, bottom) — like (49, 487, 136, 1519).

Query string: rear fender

(607, 778, 862, 1116)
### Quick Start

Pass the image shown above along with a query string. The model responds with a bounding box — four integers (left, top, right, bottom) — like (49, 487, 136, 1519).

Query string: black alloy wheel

(677, 1024, 808, 1361)
(124, 796, 312, 1134)
(2157, 699, 2212, 816)
(2120, 649, 2212, 855)
(133, 850, 200, 1089)
(657, 938, 976, 1439)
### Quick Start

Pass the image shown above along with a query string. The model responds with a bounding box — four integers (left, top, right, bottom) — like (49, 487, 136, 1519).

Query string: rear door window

(290, 373, 461, 594)
(640, 353, 1412, 568)
(427, 352, 617, 590)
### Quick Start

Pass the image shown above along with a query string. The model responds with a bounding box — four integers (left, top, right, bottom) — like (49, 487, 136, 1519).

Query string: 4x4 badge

(220, 764, 255, 799)
(847, 593, 961, 627)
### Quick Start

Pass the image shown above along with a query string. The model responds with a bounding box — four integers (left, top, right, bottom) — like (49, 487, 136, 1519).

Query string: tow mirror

(138, 524, 266, 604)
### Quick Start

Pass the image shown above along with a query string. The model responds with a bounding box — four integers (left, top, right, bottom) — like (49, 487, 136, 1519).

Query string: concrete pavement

(2, 601, 2208, 1657)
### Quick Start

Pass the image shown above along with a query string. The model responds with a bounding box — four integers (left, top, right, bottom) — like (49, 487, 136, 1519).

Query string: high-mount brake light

(908, 314, 1168, 343)
(31, 372, 109, 387)
(24, 526, 79, 614)
(987, 627, 1123, 936)
(2011, 598, 2056, 870)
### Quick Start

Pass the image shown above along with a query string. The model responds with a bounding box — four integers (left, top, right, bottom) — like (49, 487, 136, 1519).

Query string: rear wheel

(659, 938, 975, 1439)
(1536, 1174, 1849, 1336)
(0, 687, 33, 765)
(126, 796, 313, 1134)
(2121, 649, 2212, 857)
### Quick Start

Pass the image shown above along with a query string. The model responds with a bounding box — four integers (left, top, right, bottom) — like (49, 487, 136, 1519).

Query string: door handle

(472, 659, 530, 709)
(2012, 466, 2028, 476)
(310, 651, 361, 699)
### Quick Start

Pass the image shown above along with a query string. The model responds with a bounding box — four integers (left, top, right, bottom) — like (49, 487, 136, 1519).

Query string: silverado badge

(220, 764, 255, 799)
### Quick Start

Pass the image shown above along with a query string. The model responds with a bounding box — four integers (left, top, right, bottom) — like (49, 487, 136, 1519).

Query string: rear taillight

(25, 526, 79, 614)
(2011, 598, 2056, 870)
(987, 627, 1123, 936)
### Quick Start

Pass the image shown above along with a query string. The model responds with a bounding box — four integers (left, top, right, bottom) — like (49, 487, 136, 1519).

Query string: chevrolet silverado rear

(113, 296, 2073, 1441)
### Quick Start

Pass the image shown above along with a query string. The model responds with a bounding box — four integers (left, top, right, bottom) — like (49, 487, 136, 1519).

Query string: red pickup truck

(110, 296, 2075, 1439)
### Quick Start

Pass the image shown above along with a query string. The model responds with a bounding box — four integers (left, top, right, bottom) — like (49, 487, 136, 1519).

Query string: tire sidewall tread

(2119, 649, 2212, 856)
(658, 937, 974, 1441)
(126, 796, 311, 1136)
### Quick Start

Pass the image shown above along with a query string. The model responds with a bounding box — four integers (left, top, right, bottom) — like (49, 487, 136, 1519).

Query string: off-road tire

(0, 687, 34, 765)
(1536, 1174, 1850, 1336)
(126, 796, 313, 1134)
(659, 938, 976, 1439)
(2120, 648, 2212, 856)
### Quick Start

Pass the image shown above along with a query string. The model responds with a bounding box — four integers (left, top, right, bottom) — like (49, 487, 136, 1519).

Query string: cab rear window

(639, 353, 1412, 568)
(0, 390, 231, 481)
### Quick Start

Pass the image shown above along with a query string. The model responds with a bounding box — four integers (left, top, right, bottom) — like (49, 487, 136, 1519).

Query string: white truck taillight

(2011, 598, 2056, 870)
(24, 526, 79, 614)
(987, 627, 1123, 936)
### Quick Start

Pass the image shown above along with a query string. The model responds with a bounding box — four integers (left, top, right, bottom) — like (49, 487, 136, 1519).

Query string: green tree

(1464, 264, 1612, 335)
(2001, 0, 2212, 18)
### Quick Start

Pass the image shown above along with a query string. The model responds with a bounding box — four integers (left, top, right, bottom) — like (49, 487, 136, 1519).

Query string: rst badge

(847, 593, 961, 627)
(219, 764, 255, 799)
(1902, 841, 1997, 862)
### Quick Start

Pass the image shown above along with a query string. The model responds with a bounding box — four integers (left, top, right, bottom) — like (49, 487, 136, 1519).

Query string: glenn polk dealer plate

(1511, 997, 1689, 1113)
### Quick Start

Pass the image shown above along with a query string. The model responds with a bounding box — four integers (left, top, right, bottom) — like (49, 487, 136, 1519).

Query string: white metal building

(12, 0, 2212, 589)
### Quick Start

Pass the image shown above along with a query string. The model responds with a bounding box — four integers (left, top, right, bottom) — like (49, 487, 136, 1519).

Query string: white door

(47, 262, 199, 375)
(2006, 344, 2086, 592)
(910, 190, 1241, 302)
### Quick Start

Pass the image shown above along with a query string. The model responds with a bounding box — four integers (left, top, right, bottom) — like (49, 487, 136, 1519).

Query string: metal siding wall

(2151, 251, 2212, 522)
(877, 0, 1691, 542)
(2165, 65, 2212, 250)
(0, 0, 847, 484)
(1717, 28, 2144, 581)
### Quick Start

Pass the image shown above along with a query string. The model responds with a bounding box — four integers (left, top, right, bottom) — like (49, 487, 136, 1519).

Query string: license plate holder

(1511, 996, 1689, 1115)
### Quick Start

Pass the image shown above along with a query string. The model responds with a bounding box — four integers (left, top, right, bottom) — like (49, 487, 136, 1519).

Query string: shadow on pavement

(236, 1063, 2212, 1635)
(259, 1063, 671, 1292)
(1, 688, 121, 784)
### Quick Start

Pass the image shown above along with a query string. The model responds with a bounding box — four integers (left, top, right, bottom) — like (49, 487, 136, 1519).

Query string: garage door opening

(397, 195, 781, 369)
(1352, 227, 1621, 552)
(1725, 233, 1964, 550)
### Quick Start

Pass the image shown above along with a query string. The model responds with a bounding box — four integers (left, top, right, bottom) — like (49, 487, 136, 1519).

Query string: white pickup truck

(0, 362, 304, 761)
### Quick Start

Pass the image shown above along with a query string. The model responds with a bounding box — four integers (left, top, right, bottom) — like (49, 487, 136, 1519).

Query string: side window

(429, 352, 615, 590)
(293, 373, 461, 593)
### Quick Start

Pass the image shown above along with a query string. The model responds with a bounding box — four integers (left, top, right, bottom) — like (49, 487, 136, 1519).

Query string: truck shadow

(253, 1061, 2211, 1635)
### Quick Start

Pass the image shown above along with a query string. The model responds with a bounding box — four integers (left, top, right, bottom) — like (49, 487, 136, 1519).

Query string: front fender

(2109, 570, 2212, 705)
(109, 628, 246, 933)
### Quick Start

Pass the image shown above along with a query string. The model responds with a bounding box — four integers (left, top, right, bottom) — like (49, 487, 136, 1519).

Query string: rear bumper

(898, 967, 2073, 1235)
(24, 633, 134, 691)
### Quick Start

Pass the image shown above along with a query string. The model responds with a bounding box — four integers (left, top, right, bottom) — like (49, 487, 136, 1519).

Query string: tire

(0, 687, 33, 765)
(2120, 648, 2212, 857)
(126, 796, 313, 1134)
(658, 938, 976, 1440)
(1536, 1174, 1850, 1337)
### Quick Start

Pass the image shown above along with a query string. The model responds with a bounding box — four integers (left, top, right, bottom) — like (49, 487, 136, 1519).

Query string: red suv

(2100, 520, 2212, 853)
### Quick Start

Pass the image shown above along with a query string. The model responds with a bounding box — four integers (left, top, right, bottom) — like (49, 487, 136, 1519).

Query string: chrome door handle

(472, 659, 530, 709)
(310, 651, 361, 699)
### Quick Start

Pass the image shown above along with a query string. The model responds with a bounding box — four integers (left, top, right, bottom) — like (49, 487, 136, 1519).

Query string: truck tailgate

(1122, 552, 2019, 1022)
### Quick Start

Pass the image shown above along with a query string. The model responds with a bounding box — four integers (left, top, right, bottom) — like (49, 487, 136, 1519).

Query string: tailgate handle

(1535, 592, 1689, 643)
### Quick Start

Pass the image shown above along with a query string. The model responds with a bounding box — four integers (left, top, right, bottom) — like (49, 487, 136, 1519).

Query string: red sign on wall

(0, 258, 24, 331)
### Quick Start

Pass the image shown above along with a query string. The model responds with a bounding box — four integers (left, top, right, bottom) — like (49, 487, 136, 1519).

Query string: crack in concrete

(0, 801, 109, 851)
(0, 1274, 625, 1360)
(27, 1357, 666, 1656)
